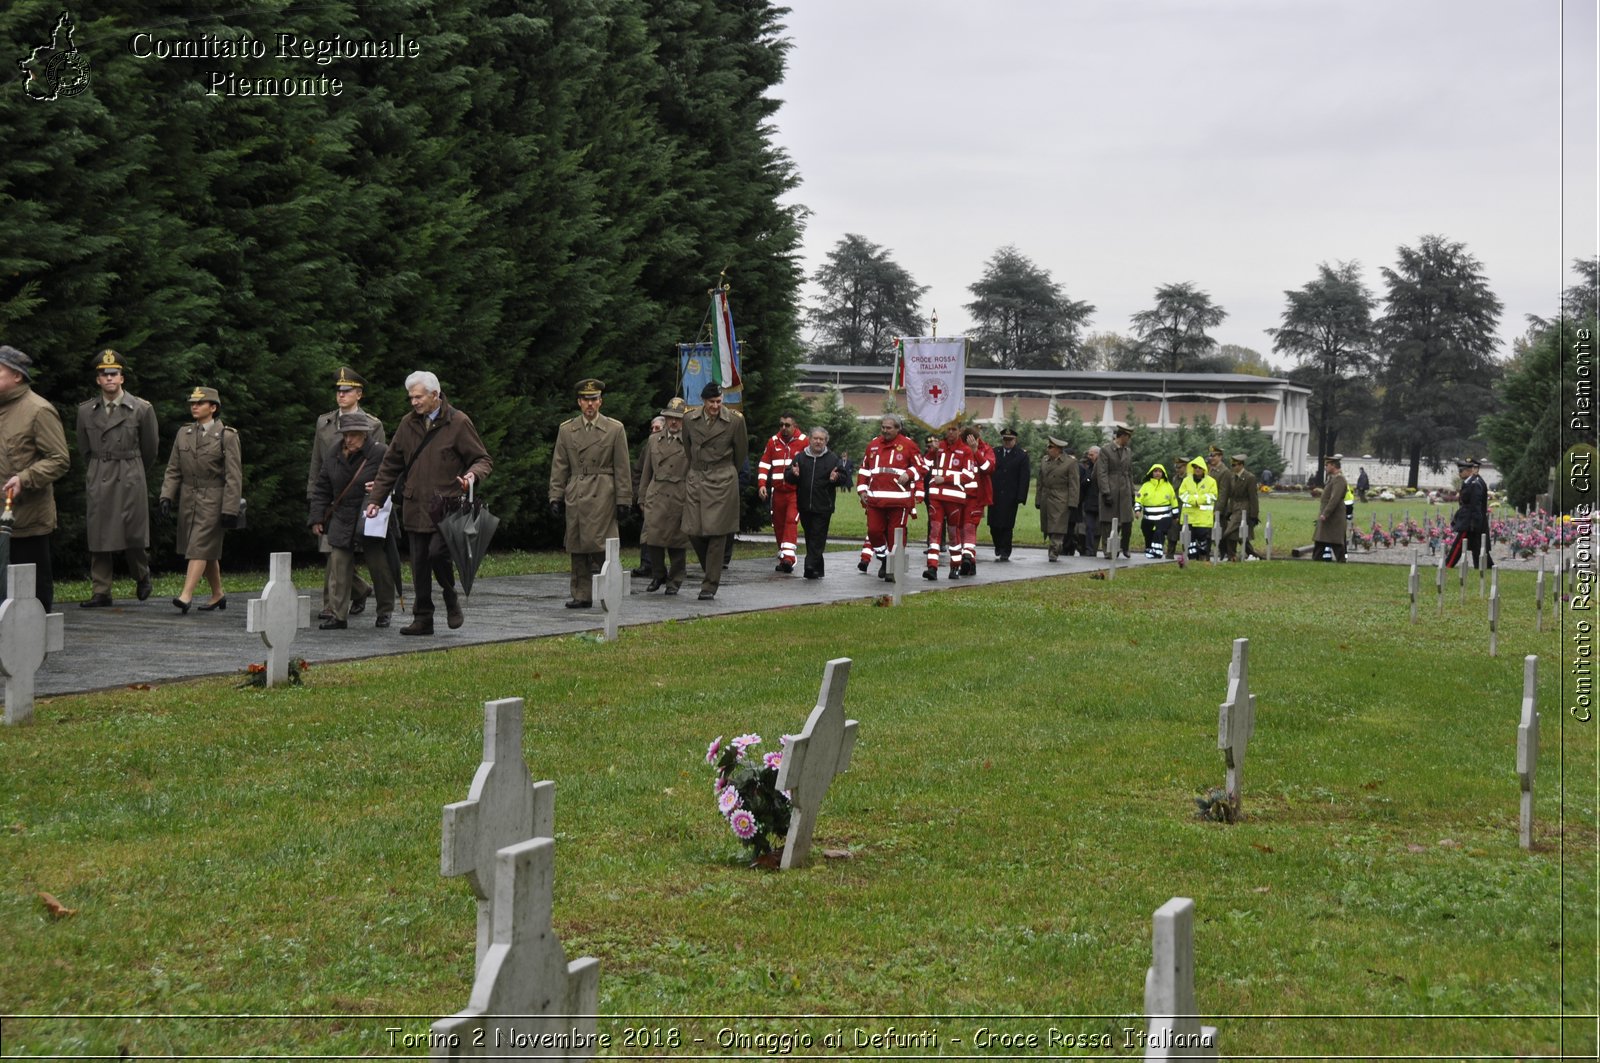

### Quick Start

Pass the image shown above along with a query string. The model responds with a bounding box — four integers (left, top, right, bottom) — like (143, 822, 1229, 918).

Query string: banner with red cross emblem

(897, 336, 968, 430)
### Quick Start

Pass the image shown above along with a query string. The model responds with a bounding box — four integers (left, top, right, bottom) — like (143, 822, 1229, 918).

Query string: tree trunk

(1407, 442, 1423, 490)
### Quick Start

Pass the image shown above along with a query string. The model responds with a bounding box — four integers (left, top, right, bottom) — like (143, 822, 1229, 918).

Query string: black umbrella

(0, 488, 13, 594)
(437, 481, 499, 596)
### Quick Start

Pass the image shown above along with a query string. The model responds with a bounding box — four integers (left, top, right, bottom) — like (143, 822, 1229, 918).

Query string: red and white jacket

(965, 439, 995, 507)
(856, 433, 924, 509)
(925, 441, 975, 503)
(757, 430, 808, 495)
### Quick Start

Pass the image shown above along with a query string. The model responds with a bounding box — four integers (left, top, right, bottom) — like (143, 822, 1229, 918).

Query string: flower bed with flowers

(1350, 510, 1582, 560)
(706, 732, 792, 861)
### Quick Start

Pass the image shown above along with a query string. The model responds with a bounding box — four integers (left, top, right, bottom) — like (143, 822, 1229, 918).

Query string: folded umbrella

(0, 489, 13, 594)
(436, 481, 499, 596)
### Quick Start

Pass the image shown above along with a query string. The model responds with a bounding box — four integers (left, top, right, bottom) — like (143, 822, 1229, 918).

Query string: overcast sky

(769, 0, 1598, 367)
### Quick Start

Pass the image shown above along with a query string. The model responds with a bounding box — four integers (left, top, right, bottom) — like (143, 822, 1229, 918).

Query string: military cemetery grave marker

(1143, 897, 1218, 1061)
(1108, 518, 1121, 580)
(1536, 554, 1546, 633)
(0, 564, 64, 726)
(1217, 638, 1255, 818)
(1488, 568, 1501, 658)
(1263, 514, 1273, 561)
(1178, 514, 1191, 565)
(1436, 556, 1446, 615)
(775, 657, 858, 869)
(432, 838, 600, 1061)
(1408, 551, 1419, 624)
(442, 697, 555, 969)
(1518, 655, 1539, 850)
(589, 537, 627, 642)
(245, 552, 311, 687)
(888, 526, 909, 606)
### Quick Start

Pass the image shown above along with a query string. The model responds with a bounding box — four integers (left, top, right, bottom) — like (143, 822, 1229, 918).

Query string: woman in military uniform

(159, 386, 242, 612)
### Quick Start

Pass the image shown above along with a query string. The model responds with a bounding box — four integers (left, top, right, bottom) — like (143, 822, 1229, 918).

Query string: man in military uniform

(681, 381, 747, 600)
(309, 367, 386, 619)
(1206, 446, 1232, 561)
(76, 349, 159, 606)
(1219, 453, 1261, 561)
(548, 378, 632, 608)
(638, 399, 690, 594)
(1095, 424, 1135, 558)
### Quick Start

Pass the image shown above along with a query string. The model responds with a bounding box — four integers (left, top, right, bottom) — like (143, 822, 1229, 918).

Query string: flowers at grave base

(1194, 786, 1237, 823)
(705, 730, 792, 859)
(238, 657, 310, 688)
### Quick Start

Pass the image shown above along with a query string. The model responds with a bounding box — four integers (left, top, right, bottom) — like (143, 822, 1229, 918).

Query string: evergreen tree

(1129, 282, 1229, 373)
(1373, 235, 1504, 488)
(807, 234, 926, 365)
(1269, 261, 1377, 466)
(965, 246, 1094, 369)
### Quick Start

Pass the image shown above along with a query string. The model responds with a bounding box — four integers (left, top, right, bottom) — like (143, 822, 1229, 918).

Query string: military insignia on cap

(660, 396, 688, 418)
(96, 349, 124, 371)
(576, 377, 604, 397)
(334, 366, 366, 389)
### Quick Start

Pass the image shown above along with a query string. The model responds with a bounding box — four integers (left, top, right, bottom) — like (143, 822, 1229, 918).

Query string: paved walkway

(39, 546, 1160, 697)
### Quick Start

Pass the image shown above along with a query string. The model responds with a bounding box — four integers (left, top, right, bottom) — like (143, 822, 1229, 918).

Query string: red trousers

(926, 499, 965, 566)
(865, 505, 912, 556)
(771, 490, 799, 562)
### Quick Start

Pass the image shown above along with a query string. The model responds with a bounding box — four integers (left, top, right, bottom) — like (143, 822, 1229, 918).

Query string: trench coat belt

(185, 477, 225, 487)
(691, 460, 726, 471)
(95, 449, 143, 460)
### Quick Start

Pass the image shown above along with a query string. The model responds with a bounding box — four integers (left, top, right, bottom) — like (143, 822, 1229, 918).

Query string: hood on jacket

(1188, 456, 1208, 475)
(1146, 463, 1167, 479)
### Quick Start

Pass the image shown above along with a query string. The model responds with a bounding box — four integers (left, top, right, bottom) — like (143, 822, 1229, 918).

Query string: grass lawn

(1, 562, 1592, 1058)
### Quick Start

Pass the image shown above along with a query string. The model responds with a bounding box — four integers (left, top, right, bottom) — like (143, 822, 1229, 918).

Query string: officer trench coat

(548, 413, 631, 554)
(1096, 442, 1135, 524)
(309, 438, 389, 551)
(681, 405, 748, 538)
(77, 393, 159, 552)
(637, 430, 689, 549)
(1036, 454, 1079, 535)
(308, 406, 385, 552)
(1316, 472, 1349, 545)
(159, 421, 242, 561)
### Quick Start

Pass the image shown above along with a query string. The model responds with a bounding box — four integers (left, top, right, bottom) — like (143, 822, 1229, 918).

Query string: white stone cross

(1408, 551, 1419, 624)
(589, 537, 628, 642)
(1458, 553, 1467, 604)
(1488, 573, 1501, 658)
(442, 697, 555, 970)
(1263, 514, 1273, 561)
(1143, 897, 1218, 1061)
(1436, 555, 1446, 615)
(775, 657, 858, 869)
(245, 552, 311, 687)
(887, 526, 909, 606)
(432, 838, 600, 1061)
(1107, 518, 1121, 580)
(1536, 554, 1546, 633)
(1217, 638, 1255, 818)
(1518, 655, 1539, 850)
(0, 565, 64, 726)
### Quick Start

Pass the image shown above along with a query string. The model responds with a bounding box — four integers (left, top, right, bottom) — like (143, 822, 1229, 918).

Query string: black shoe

(994, 555, 1010, 562)
(960, 559, 975, 576)
(804, 571, 821, 580)
(948, 566, 961, 580)
(877, 559, 888, 579)
(319, 618, 347, 630)
(922, 567, 937, 581)
(172, 597, 191, 614)
(401, 618, 434, 635)
(375, 615, 391, 628)
(565, 599, 592, 609)
(646, 578, 664, 592)
(349, 596, 367, 615)
(80, 594, 114, 608)
(858, 559, 869, 573)
(632, 566, 650, 578)
(198, 596, 227, 612)
(778, 559, 794, 573)
(136, 578, 152, 601)
(664, 585, 679, 595)
(698, 590, 716, 600)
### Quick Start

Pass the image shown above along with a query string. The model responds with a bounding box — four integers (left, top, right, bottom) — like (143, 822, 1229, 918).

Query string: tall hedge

(0, 0, 804, 572)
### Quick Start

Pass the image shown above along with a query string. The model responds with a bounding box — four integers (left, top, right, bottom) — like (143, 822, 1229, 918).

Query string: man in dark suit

(988, 427, 1030, 561)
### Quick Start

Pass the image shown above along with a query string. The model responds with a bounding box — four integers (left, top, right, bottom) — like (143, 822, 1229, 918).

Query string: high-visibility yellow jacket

(1179, 458, 1218, 529)
(1135, 465, 1178, 521)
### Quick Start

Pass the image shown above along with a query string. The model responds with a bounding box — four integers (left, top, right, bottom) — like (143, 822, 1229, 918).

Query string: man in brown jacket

(682, 381, 747, 600)
(364, 371, 492, 636)
(1218, 452, 1261, 561)
(548, 377, 632, 609)
(76, 349, 159, 606)
(0, 345, 70, 610)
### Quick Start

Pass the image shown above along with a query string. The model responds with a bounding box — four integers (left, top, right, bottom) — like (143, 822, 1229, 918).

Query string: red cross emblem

(927, 382, 943, 401)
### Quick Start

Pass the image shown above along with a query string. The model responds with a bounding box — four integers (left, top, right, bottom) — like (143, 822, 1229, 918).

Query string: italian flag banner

(897, 336, 968, 429)
(711, 288, 744, 392)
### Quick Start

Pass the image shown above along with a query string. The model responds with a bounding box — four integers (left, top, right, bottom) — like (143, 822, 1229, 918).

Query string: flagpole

(931, 309, 938, 339)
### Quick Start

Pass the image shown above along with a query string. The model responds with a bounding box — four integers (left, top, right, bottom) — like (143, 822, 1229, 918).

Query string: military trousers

(90, 546, 149, 597)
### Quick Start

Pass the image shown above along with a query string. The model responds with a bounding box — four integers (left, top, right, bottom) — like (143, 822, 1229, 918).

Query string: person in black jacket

(310, 412, 396, 629)
(1445, 457, 1493, 569)
(988, 427, 1030, 561)
(784, 426, 848, 579)
(1079, 445, 1101, 556)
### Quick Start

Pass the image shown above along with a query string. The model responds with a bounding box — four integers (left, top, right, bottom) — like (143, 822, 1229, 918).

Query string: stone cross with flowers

(775, 657, 858, 869)
(245, 553, 311, 687)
